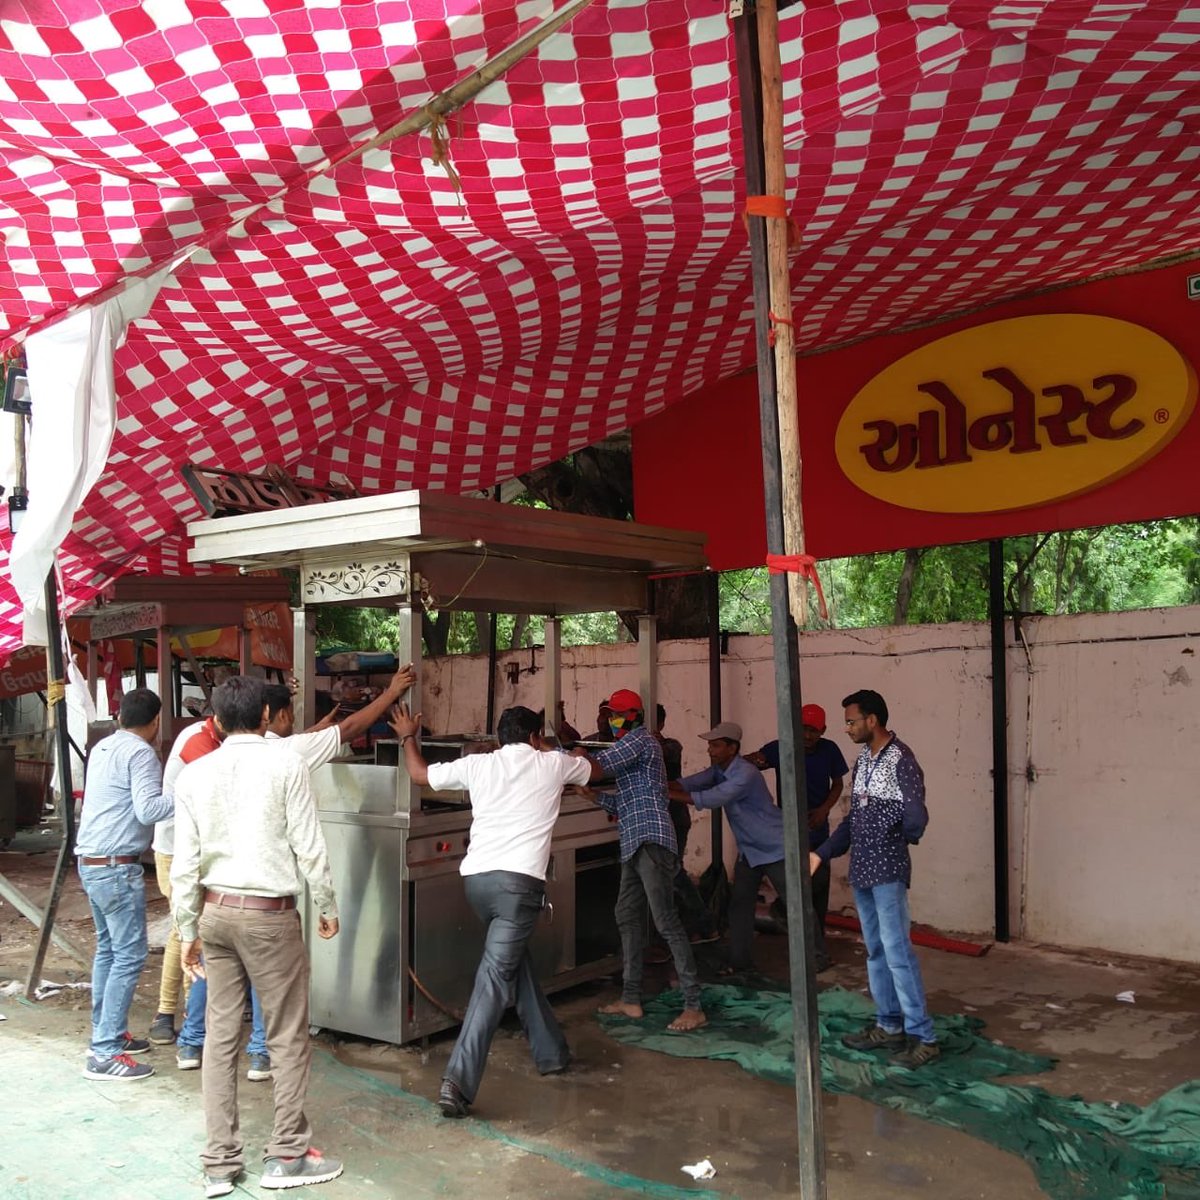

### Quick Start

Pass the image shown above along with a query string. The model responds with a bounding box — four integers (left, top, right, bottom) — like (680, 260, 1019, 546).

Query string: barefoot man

(579, 689, 706, 1033)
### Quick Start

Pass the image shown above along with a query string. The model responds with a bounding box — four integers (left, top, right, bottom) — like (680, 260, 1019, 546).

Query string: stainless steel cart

(187, 489, 707, 1043)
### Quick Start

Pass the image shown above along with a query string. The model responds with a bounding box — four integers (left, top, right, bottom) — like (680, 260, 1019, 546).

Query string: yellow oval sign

(834, 314, 1197, 513)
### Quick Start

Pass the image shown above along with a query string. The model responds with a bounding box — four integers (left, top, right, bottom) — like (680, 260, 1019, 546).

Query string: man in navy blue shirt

(671, 722, 788, 975)
(748, 703, 847, 971)
(811, 689, 938, 1069)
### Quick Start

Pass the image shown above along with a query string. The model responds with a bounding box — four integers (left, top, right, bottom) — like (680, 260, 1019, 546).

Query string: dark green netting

(598, 985, 1200, 1200)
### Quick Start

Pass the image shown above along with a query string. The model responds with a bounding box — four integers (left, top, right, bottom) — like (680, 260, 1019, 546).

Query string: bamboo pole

(757, 0, 808, 628)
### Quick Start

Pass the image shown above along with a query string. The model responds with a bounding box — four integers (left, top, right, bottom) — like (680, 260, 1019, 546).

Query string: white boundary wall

(420, 604, 1200, 964)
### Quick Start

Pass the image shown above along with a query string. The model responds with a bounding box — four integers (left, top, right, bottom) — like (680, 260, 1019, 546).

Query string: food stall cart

(187, 489, 708, 1044)
(76, 574, 293, 754)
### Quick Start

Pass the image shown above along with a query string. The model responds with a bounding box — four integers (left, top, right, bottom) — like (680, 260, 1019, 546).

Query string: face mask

(609, 713, 635, 738)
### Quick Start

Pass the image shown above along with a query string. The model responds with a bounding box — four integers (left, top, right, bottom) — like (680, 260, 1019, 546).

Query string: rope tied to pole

(744, 194, 802, 247)
(767, 309, 794, 347)
(424, 109, 463, 193)
(45, 678, 66, 707)
(766, 553, 829, 621)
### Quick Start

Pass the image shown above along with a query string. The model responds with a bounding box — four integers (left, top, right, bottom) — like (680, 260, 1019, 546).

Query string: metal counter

(303, 761, 622, 1044)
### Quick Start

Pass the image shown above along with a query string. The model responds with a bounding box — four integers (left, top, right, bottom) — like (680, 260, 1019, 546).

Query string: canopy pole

(25, 572, 77, 997)
(989, 539, 1011, 941)
(734, 4, 826, 1195)
(706, 571, 724, 868)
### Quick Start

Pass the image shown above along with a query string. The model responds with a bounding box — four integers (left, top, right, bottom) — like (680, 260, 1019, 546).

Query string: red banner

(633, 261, 1200, 567)
(0, 646, 48, 701)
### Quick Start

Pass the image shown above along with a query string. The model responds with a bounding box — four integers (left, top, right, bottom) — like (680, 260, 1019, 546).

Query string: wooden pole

(757, 0, 808, 628)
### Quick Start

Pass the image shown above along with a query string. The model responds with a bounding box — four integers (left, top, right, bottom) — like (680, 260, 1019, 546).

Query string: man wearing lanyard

(76, 688, 174, 1081)
(810, 689, 939, 1068)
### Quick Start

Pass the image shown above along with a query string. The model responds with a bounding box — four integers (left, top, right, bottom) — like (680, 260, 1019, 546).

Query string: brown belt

(80, 855, 140, 866)
(205, 890, 296, 912)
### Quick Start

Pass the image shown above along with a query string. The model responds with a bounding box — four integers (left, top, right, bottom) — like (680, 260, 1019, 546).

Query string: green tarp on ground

(599, 985, 1200, 1200)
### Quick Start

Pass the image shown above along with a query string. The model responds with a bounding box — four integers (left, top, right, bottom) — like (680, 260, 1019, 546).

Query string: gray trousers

(445, 870, 569, 1104)
(615, 842, 702, 1010)
(731, 855, 830, 970)
(198, 906, 312, 1177)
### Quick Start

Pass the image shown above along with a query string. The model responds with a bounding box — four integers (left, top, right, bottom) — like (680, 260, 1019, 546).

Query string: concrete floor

(3, 830, 1199, 1199)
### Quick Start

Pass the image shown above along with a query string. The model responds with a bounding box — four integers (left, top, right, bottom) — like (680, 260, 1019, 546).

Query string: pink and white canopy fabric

(0, 1, 1198, 657)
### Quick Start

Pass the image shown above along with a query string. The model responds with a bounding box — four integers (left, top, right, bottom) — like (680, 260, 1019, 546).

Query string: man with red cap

(747, 702, 847, 972)
(580, 689, 706, 1032)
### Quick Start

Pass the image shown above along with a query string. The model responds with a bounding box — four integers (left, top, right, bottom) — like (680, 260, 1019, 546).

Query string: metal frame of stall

(187, 489, 710, 1044)
(76, 574, 292, 754)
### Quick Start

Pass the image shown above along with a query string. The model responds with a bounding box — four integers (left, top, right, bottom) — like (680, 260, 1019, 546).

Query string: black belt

(205, 890, 296, 912)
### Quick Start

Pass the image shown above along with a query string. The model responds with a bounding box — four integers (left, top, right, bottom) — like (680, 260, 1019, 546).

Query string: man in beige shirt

(172, 676, 342, 1198)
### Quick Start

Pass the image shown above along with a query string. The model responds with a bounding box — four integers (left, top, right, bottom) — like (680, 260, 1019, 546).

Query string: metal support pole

(396, 579, 423, 810)
(636, 614, 658, 728)
(485, 611, 499, 735)
(0, 868, 90, 966)
(735, 8, 826, 1196)
(706, 571, 724, 868)
(292, 607, 317, 732)
(989, 539, 1010, 942)
(543, 617, 562, 741)
(155, 621, 171, 754)
(26, 572, 79, 996)
(85, 639, 99, 714)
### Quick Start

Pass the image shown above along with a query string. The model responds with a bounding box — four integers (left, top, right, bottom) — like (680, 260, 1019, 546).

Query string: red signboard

(0, 646, 48, 701)
(633, 261, 1200, 567)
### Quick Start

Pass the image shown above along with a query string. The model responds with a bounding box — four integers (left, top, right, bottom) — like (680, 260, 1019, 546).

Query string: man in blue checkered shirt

(581, 689, 706, 1032)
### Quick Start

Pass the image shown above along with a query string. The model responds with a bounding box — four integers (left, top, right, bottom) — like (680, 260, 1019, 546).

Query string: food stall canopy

(188, 489, 708, 616)
(0, 2, 1198, 657)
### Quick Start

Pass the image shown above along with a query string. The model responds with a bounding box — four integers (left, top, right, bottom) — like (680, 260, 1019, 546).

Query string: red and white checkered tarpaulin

(1, 1, 1198, 657)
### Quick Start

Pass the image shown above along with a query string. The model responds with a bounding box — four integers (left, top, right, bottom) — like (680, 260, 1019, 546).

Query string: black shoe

(539, 1055, 571, 1076)
(148, 1014, 177, 1045)
(438, 1077, 471, 1118)
(892, 1039, 941, 1069)
(842, 1025, 906, 1051)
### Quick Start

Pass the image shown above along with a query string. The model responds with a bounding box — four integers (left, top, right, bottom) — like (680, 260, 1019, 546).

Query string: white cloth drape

(10, 268, 172, 645)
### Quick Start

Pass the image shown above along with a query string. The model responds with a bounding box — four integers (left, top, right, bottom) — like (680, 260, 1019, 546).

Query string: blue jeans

(853, 880, 935, 1044)
(445, 871, 569, 1104)
(79, 863, 149, 1060)
(179, 972, 267, 1057)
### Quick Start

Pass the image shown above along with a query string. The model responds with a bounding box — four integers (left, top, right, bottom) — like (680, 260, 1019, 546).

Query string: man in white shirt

(162, 666, 414, 1073)
(172, 676, 343, 1197)
(390, 702, 591, 1119)
(149, 715, 223, 1047)
(260, 667, 417, 770)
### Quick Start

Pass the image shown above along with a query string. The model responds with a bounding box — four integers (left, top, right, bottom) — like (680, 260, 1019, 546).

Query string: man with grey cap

(669, 721, 787, 976)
